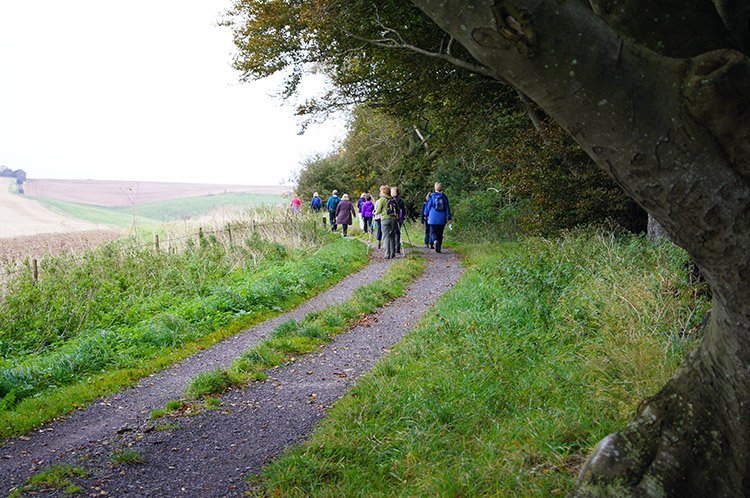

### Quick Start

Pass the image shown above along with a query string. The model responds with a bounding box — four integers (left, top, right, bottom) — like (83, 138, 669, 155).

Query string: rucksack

(312, 197, 321, 208)
(434, 194, 446, 212)
(328, 196, 340, 212)
(386, 197, 399, 217)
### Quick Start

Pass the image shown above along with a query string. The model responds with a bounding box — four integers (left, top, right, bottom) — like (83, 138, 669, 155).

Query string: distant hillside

(0, 178, 113, 238)
(33, 192, 288, 228)
(25, 179, 293, 207)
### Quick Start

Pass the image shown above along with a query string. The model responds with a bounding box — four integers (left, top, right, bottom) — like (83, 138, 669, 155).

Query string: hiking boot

(435, 241, 441, 253)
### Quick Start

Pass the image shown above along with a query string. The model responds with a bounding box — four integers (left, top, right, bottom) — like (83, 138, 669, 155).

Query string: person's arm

(446, 196, 451, 222)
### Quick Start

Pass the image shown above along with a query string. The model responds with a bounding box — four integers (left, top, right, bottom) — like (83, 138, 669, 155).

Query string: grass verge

(251, 230, 709, 497)
(0, 237, 369, 438)
(9, 464, 88, 497)
(182, 251, 426, 399)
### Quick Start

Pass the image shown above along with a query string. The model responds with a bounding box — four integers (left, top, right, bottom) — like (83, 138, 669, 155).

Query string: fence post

(154, 234, 160, 252)
(323, 216, 327, 227)
(226, 223, 232, 247)
(32, 258, 38, 285)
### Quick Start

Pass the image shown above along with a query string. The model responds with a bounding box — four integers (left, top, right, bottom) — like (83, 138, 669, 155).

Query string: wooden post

(154, 234, 160, 252)
(323, 216, 327, 227)
(32, 258, 38, 285)
(226, 224, 232, 247)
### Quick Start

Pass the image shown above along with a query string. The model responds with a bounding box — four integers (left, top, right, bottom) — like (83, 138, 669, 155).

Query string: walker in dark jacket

(425, 183, 451, 253)
(335, 194, 357, 236)
(311, 192, 323, 212)
(326, 191, 340, 231)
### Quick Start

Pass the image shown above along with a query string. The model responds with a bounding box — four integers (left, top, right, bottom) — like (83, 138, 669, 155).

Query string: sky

(0, 1, 347, 186)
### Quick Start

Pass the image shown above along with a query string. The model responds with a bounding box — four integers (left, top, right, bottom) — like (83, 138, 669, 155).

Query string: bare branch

(342, 29, 505, 81)
(413, 125, 431, 156)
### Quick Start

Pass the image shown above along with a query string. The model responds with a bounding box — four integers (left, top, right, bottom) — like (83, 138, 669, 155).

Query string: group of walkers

(296, 182, 451, 257)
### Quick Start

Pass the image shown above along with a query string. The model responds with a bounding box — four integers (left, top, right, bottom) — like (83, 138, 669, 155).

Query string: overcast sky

(0, 1, 347, 186)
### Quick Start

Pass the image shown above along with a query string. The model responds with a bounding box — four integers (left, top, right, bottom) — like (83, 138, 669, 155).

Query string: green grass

(0, 233, 369, 437)
(184, 253, 427, 399)
(9, 464, 88, 497)
(252, 230, 709, 497)
(30, 192, 286, 228)
(120, 192, 286, 221)
(110, 448, 145, 465)
(31, 197, 161, 227)
(185, 368, 244, 398)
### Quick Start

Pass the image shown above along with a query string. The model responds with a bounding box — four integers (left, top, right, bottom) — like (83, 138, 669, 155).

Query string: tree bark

(646, 214, 668, 243)
(408, 1, 750, 496)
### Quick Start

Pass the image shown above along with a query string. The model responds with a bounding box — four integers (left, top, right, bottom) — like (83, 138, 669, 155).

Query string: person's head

(342, 194, 349, 200)
(313, 192, 318, 197)
(366, 194, 372, 201)
(434, 182, 443, 193)
(332, 190, 338, 196)
(360, 193, 366, 198)
(379, 185, 390, 196)
(390, 186, 399, 197)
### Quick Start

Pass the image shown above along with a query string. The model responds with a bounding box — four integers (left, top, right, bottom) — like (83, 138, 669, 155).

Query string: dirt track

(0, 246, 463, 497)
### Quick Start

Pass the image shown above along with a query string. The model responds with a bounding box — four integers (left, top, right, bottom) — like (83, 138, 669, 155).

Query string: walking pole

(401, 222, 413, 255)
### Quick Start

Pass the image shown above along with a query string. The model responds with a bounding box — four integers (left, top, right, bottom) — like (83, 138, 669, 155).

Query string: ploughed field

(0, 178, 113, 239)
(25, 179, 289, 207)
(1, 178, 290, 259)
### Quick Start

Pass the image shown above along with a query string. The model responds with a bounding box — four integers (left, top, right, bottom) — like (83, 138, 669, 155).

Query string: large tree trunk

(646, 214, 668, 243)
(409, 1, 750, 495)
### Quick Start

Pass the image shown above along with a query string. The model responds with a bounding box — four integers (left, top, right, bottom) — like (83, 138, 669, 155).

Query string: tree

(294, 152, 352, 204)
(226, 0, 642, 235)
(407, 0, 750, 496)
(503, 122, 646, 235)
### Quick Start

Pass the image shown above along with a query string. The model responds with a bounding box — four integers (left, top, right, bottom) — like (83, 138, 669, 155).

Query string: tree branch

(342, 28, 505, 81)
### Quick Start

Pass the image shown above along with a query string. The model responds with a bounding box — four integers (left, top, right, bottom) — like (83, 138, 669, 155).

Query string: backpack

(328, 196, 340, 213)
(434, 194, 446, 212)
(312, 196, 321, 208)
(386, 197, 399, 217)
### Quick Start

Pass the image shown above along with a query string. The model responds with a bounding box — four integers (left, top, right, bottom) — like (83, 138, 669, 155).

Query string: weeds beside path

(0, 247, 463, 497)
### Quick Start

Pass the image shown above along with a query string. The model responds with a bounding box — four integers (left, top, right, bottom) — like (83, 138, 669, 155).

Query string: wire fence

(0, 208, 332, 291)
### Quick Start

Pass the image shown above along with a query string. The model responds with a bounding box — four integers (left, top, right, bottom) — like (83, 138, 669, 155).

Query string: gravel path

(0, 245, 463, 497)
